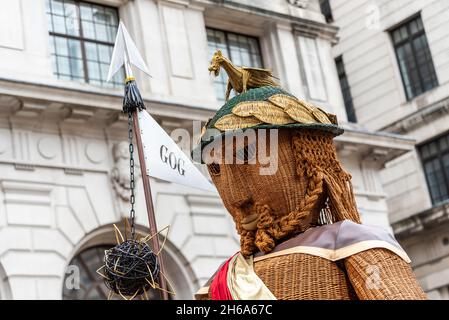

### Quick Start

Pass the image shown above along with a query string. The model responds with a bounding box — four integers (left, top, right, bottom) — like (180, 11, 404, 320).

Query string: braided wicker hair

(237, 129, 361, 257)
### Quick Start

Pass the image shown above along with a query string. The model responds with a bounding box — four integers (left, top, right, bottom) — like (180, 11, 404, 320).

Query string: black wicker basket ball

(103, 239, 159, 296)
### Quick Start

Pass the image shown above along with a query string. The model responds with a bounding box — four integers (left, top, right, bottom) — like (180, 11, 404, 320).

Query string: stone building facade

(0, 0, 413, 299)
(330, 0, 449, 299)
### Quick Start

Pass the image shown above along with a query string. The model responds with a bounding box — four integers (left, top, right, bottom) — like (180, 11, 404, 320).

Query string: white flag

(137, 110, 216, 192)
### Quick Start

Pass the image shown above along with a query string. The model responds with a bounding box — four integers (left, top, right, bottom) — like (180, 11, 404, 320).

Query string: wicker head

(196, 86, 361, 257)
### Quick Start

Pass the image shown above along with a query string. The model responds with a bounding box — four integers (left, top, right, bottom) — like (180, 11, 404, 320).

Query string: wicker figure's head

(204, 128, 360, 257)
(194, 86, 361, 257)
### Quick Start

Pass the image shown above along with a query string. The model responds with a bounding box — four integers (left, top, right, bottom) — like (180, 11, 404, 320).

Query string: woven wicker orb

(103, 239, 159, 296)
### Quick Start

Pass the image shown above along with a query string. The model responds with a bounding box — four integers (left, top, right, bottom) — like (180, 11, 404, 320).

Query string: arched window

(62, 245, 161, 300)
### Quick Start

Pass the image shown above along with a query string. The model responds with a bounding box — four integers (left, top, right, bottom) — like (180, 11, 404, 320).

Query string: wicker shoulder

(344, 248, 427, 300)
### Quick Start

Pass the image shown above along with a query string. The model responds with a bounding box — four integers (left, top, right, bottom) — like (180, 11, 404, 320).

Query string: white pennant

(137, 110, 216, 192)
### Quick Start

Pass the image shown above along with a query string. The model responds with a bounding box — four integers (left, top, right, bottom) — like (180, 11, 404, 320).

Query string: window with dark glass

(335, 56, 356, 123)
(46, 0, 122, 87)
(206, 28, 263, 100)
(319, 0, 333, 23)
(391, 15, 438, 100)
(419, 133, 449, 205)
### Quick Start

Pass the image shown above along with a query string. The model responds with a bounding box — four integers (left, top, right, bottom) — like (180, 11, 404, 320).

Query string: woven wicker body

(252, 249, 426, 300)
(254, 253, 357, 300)
(196, 248, 426, 300)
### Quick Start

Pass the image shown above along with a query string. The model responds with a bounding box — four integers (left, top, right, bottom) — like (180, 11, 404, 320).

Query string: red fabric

(210, 254, 238, 300)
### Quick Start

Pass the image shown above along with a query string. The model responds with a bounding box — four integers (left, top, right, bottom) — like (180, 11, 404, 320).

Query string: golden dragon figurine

(208, 50, 280, 101)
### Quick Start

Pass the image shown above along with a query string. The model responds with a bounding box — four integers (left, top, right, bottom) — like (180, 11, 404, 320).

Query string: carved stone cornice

(381, 96, 449, 134)
(392, 201, 449, 240)
(198, 0, 338, 42)
(292, 20, 339, 43)
(334, 123, 415, 166)
(0, 77, 216, 122)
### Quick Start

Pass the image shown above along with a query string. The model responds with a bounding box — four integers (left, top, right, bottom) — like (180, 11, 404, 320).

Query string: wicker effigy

(194, 60, 426, 300)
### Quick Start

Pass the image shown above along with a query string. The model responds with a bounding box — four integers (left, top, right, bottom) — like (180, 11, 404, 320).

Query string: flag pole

(125, 49, 169, 299)
(108, 22, 170, 299)
(132, 111, 169, 300)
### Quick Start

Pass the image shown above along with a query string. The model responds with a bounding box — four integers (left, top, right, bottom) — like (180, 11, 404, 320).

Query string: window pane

(100, 63, 109, 81)
(69, 58, 84, 78)
(396, 43, 421, 99)
(98, 44, 111, 63)
(392, 30, 402, 44)
(228, 34, 239, 53)
(107, 26, 116, 43)
(68, 39, 82, 58)
(57, 56, 71, 75)
(429, 141, 438, 156)
(50, 0, 64, 16)
(424, 160, 448, 204)
(440, 136, 449, 152)
(85, 42, 98, 61)
(53, 15, 66, 34)
(421, 145, 430, 159)
(400, 26, 408, 40)
(54, 36, 68, 56)
(417, 17, 424, 31)
(92, 5, 107, 24)
(80, 3, 93, 21)
(104, 7, 118, 25)
(88, 61, 101, 80)
(64, 1, 79, 36)
(81, 20, 95, 39)
(248, 38, 259, 55)
(95, 23, 109, 42)
(443, 154, 449, 194)
(410, 19, 419, 35)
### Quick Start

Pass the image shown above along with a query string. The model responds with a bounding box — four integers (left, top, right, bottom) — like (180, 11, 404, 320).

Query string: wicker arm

(344, 248, 427, 300)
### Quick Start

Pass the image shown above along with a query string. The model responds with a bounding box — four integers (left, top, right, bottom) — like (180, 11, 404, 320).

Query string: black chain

(128, 112, 136, 239)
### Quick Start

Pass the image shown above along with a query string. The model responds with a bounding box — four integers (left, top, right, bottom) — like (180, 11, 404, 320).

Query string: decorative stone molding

(203, 0, 337, 43)
(382, 96, 449, 134)
(37, 137, 58, 160)
(85, 142, 107, 164)
(0, 95, 21, 114)
(13, 101, 46, 118)
(292, 20, 339, 43)
(62, 107, 95, 124)
(13, 163, 35, 171)
(393, 201, 449, 239)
